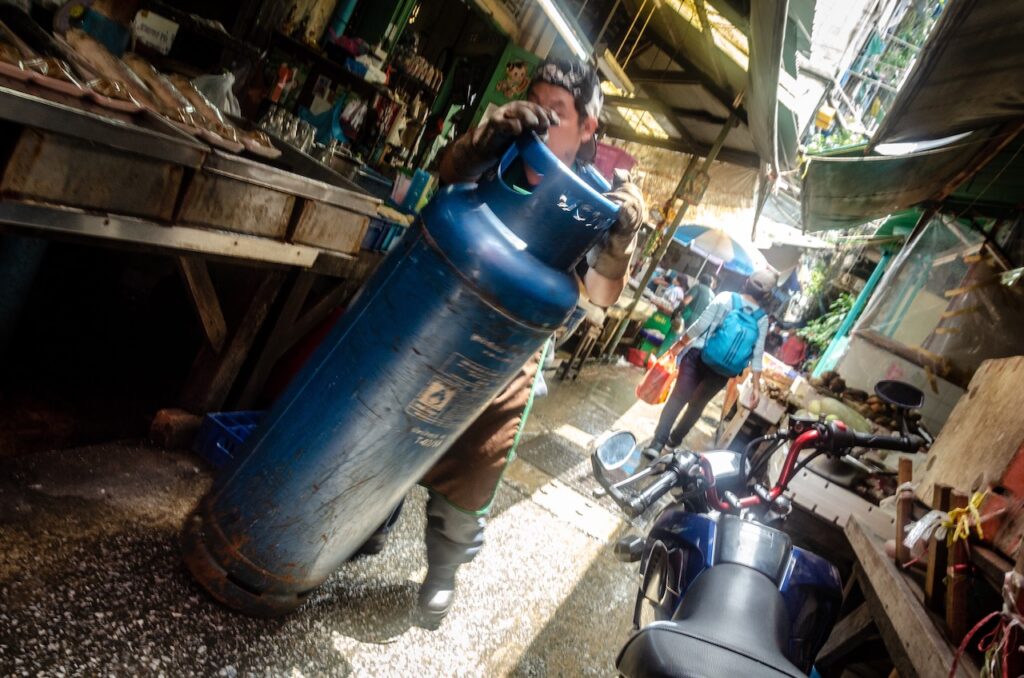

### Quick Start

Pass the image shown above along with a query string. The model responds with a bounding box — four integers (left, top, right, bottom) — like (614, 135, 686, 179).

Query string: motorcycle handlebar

(832, 426, 925, 454)
(627, 469, 680, 516)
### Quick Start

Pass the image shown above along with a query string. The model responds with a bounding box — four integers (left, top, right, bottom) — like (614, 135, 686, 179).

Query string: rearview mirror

(591, 430, 642, 485)
(874, 380, 925, 410)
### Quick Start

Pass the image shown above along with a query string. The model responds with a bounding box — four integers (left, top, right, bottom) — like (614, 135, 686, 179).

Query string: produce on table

(807, 397, 872, 433)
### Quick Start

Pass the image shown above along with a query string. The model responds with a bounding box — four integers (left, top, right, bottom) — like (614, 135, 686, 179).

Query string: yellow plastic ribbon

(944, 490, 988, 545)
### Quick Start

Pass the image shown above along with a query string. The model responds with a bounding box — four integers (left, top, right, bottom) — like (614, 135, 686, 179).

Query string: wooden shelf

(271, 32, 384, 101)
(845, 518, 978, 678)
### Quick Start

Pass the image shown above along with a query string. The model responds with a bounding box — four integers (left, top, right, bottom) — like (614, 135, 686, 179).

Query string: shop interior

(0, 0, 527, 454)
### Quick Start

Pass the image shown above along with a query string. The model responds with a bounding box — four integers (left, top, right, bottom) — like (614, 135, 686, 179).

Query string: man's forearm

(438, 133, 479, 185)
(583, 268, 626, 307)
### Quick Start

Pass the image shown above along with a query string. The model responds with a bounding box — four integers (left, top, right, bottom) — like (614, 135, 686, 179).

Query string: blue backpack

(700, 294, 765, 377)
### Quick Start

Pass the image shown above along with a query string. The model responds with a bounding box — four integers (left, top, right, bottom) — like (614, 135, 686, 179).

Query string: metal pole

(811, 249, 892, 377)
(615, 0, 649, 61)
(594, 0, 623, 47)
(601, 109, 739, 359)
(622, 0, 657, 69)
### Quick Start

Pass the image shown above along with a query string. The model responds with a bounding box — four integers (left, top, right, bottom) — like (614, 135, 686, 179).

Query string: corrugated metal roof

(599, 0, 807, 170)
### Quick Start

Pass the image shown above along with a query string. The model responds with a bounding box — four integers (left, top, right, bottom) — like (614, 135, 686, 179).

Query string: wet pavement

(0, 361, 724, 677)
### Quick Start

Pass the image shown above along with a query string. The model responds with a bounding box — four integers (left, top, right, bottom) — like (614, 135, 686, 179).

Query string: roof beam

(604, 95, 731, 127)
(602, 123, 759, 167)
(626, 69, 703, 86)
(643, 32, 748, 126)
(605, 94, 706, 156)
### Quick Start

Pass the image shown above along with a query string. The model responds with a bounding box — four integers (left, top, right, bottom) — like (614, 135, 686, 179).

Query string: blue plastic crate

(361, 218, 386, 251)
(193, 411, 265, 470)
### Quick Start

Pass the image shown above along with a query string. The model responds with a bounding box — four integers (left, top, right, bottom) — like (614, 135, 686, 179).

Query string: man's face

(528, 81, 598, 166)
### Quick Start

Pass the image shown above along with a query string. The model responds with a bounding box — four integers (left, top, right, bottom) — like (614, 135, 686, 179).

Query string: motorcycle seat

(616, 563, 805, 677)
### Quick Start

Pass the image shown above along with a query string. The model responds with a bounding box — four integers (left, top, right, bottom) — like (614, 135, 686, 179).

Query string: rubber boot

(418, 491, 485, 627)
(355, 500, 404, 557)
(643, 442, 664, 461)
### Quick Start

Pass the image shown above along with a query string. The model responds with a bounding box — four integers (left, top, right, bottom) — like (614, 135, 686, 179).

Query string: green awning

(801, 131, 999, 232)
(874, 210, 922, 239)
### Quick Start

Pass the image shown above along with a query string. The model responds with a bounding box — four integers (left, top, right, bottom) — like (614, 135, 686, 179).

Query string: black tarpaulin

(872, 0, 1024, 146)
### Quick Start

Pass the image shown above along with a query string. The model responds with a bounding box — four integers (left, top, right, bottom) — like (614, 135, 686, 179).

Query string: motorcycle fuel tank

(182, 135, 618, 615)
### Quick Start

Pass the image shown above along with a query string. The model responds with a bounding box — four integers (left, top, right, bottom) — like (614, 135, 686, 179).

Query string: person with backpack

(645, 269, 778, 457)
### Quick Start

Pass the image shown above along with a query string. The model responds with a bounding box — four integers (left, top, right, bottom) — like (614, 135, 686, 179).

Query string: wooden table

(0, 81, 389, 416)
(818, 518, 977, 678)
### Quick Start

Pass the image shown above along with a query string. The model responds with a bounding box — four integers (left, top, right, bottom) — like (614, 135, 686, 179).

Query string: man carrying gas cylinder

(360, 57, 646, 625)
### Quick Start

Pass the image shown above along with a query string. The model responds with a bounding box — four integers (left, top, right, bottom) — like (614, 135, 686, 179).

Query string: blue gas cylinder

(182, 135, 619, 615)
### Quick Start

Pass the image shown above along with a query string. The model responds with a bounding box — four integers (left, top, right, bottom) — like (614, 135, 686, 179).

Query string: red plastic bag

(635, 352, 678, 404)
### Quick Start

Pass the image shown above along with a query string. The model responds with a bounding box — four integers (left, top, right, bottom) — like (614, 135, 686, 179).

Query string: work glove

(588, 169, 646, 279)
(445, 101, 560, 181)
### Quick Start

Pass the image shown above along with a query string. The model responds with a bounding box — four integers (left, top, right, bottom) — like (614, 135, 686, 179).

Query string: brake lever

(592, 466, 656, 498)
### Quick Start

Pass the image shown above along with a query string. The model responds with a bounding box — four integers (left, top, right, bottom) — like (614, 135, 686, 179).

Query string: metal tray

(226, 114, 368, 195)
(0, 77, 208, 168)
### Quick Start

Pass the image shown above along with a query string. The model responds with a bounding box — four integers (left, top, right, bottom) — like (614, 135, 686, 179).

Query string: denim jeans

(652, 349, 729, 448)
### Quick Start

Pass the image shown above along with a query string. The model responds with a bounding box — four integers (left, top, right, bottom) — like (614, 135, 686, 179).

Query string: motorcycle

(591, 380, 928, 677)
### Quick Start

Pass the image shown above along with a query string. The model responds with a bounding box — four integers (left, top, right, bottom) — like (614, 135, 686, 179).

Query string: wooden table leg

(177, 256, 227, 353)
(237, 273, 352, 408)
(945, 490, 971, 644)
(180, 270, 285, 413)
(895, 458, 914, 566)
(925, 484, 954, 612)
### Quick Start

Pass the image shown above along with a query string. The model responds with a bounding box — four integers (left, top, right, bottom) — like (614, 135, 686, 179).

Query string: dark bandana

(530, 59, 603, 120)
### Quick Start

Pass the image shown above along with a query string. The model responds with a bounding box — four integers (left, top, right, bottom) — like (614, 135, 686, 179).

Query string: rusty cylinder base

(181, 511, 308, 617)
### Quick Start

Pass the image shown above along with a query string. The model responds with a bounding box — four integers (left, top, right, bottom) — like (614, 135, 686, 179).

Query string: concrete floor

(0, 361, 724, 677)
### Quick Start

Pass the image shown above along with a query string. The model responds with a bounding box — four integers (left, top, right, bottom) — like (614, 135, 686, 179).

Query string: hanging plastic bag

(193, 72, 241, 117)
(636, 352, 678, 405)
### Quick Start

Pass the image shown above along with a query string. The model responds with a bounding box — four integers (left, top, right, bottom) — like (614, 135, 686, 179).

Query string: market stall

(0, 4, 416, 425)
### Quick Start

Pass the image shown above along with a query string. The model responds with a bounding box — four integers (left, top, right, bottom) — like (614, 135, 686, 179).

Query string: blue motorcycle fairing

(643, 508, 716, 600)
(779, 546, 843, 669)
(641, 510, 842, 673)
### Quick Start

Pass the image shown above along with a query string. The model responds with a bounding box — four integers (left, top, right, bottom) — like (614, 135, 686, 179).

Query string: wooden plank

(925, 484, 953, 612)
(918, 356, 1024, 506)
(845, 518, 976, 678)
(0, 201, 322, 268)
(1, 129, 183, 221)
(178, 172, 294, 238)
(946, 491, 970, 644)
(235, 272, 316, 409)
(179, 270, 286, 413)
(787, 469, 896, 540)
(291, 200, 370, 255)
(816, 602, 878, 671)
(285, 280, 351, 344)
(970, 543, 1013, 591)
(176, 256, 227, 353)
(896, 458, 914, 566)
(236, 264, 365, 410)
(854, 329, 968, 388)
